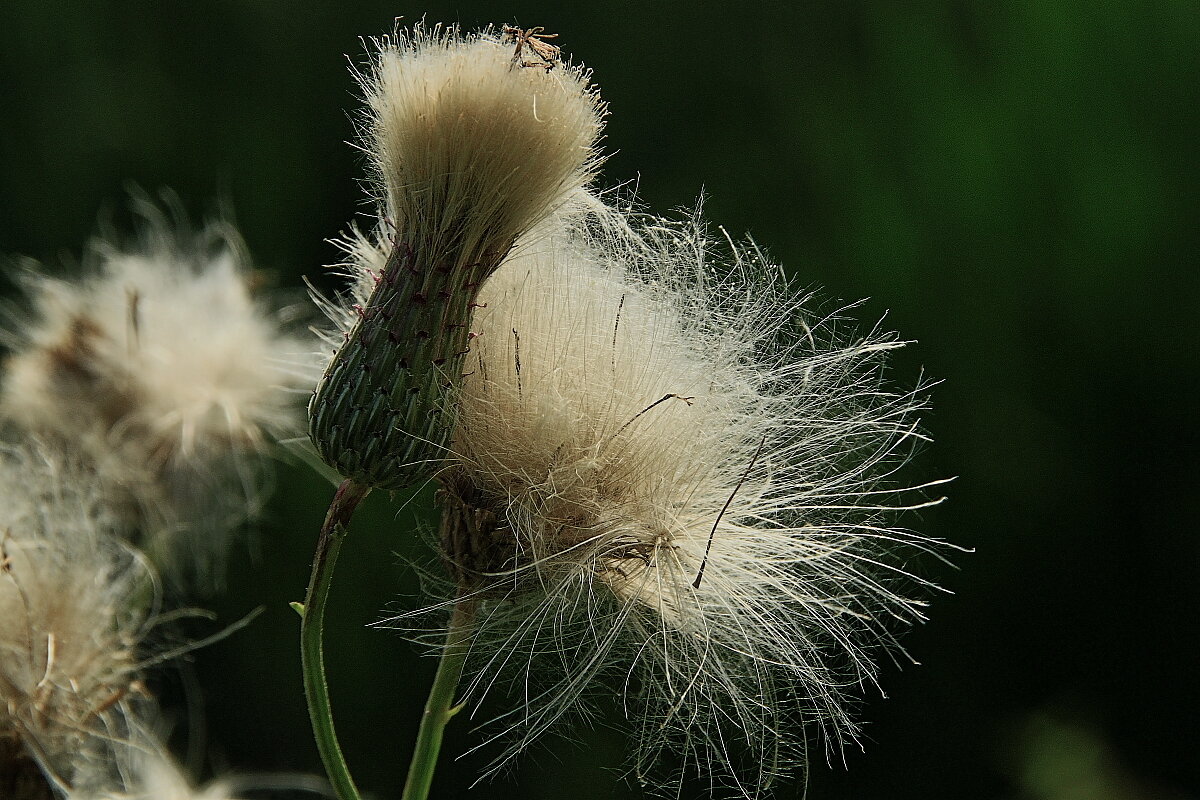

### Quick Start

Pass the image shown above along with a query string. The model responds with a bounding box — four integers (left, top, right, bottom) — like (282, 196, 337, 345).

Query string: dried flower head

(398, 195, 951, 796)
(0, 198, 314, 584)
(310, 22, 605, 490)
(0, 442, 156, 797)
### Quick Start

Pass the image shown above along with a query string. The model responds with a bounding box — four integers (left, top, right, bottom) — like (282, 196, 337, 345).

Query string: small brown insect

(502, 24, 560, 71)
(0, 529, 12, 573)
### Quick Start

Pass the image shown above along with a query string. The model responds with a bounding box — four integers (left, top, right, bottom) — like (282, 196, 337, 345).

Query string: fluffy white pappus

(66, 711, 329, 800)
(361, 22, 604, 267)
(307, 224, 387, 362)
(0, 199, 316, 586)
(0, 442, 157, 796)
(68, 733, 244, 800)
(417, 197, 952, 796)
(69, 761, 242, 800)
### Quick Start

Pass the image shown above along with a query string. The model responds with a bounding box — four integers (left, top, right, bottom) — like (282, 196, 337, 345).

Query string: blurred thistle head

(309, 21, 605, 490)
(0, 195, 314, 586)
(0, 442, 157, 797)
(405, 194, 953, 796)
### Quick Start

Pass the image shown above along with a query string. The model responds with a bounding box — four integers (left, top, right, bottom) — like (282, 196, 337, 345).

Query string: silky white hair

(361, 22, 604, 269)
(66, 737, 245, 800)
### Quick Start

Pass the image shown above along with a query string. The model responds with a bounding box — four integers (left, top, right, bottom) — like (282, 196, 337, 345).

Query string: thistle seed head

(407, 194, 952, 796)
(309, 22, 605, 490)
(0, 197, 314, 586)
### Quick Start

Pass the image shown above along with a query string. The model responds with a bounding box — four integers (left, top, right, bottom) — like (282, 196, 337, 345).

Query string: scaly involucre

(309, 22, 605, 489)
(0, 198, 313, 586)
(399, 195, 949, 796)
(0, 442, 156, 796)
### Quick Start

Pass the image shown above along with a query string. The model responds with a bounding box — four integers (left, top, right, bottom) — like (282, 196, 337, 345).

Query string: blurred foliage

(1, 2, 1197, 799)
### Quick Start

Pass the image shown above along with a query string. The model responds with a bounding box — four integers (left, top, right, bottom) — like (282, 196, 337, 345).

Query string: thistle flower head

(412, 196, 950, 796)
(0, 442, 156, 795)
(1, 198, 314, 584)
(309, 22, 605, 490)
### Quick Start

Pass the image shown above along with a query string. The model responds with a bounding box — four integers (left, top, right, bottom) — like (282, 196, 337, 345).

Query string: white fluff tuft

(362, 22, 604, 265)
(0, 198, 316, 586)
(65, 710, 328, 800)
(0, 442, 156, 795)
(400, 195, 952, 796)
(67, 742, 246, 800)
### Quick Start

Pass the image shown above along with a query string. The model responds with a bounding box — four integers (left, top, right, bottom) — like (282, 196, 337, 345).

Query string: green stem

(301, 478, 371, 800)
(400, 601, 476, 800)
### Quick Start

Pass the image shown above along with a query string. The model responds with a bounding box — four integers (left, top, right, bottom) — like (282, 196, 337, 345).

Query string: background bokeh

(2, 2, 1197, 799)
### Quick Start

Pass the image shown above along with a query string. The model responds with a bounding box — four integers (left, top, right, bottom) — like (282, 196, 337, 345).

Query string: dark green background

(2, 2, 1197, 799)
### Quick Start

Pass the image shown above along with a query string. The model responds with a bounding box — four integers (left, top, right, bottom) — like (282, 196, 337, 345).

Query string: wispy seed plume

(400, 195, 952, 797)
(0, 442, 156, 797)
